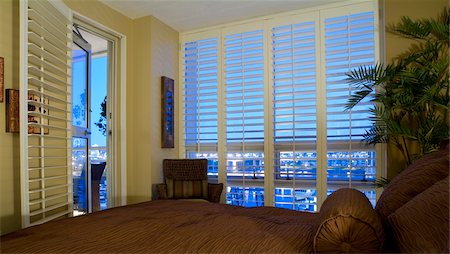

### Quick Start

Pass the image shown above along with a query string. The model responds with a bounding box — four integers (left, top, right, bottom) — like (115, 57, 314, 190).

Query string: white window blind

(180, 1, 380, 210)
(324, 11, 377, 205)
(224, 30, 265, 207)
(272, 20, 318, 211)
(183, 38, 219, 179)
(21, 0, 72, 227)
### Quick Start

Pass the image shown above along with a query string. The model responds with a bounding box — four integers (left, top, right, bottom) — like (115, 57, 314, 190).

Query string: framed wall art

(5, 89, 50, 134)
(0, 57, 4, 102)
(161, 76, 174, 148)
(6, 89, 19, 133)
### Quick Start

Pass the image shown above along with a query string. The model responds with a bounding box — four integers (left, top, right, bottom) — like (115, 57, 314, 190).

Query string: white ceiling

(99, 0, 341, 32)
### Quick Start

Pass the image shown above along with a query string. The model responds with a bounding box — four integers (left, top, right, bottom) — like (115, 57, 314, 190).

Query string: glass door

(72, 32, 92, 215)
(72, 23, 115, 213)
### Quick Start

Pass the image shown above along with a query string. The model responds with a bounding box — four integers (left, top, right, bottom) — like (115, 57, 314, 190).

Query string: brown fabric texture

(313, 188, 384, 253)
(207, 183, 224, 203)
(375, 145, 449, 221)
(163, 159, 208, 181)
(163, 159, 212, 200)
(1, 200, 317, 253)
(172, 179, 208, 199)
(154, 183, 168, 200)
(388, 176, 449, 253)
(166, 178, 175, 198)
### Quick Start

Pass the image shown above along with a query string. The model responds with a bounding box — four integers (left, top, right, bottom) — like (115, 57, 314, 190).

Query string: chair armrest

(152, 183, 168, 200)
(207, 183, 223, 203)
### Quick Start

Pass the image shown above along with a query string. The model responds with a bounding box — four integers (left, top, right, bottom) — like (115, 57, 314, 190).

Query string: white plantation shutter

(271, 18, 318, 211)
(180, 1, 381, 209)
(224, 29, 265, 206)
(183, 38, 219, 179)
(20, 0, 72, 227)
(323, 9, 377, 204)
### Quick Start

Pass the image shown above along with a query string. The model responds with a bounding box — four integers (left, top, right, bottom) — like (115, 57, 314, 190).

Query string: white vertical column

(217, 31, 227, 203)
(19, 0, 30, 228)
(263, 21, 274, 207)
(316, 10, 328, 209)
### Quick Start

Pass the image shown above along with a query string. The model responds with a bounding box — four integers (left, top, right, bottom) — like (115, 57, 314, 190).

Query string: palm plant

(346, 9, 449, 169)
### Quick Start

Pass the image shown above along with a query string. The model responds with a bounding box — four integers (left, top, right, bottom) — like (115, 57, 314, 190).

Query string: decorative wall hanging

(5, 89, 50, 134)
(161, 76, 174, 148)
(6, 89, 19, 133)
(0, 57, 4, 102)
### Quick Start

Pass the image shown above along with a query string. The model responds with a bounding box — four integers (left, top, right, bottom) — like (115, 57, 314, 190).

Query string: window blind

(21, 0, 72, 227)
(183, 38, 219, 179)
(324, 11, 376, 205)
(271, 20, 318, 211)
(180, 1, 380, 210)
(224, 30, 265, 207)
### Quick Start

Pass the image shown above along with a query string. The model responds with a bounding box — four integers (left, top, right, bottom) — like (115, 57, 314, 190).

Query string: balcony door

(72, 31, 92, 215)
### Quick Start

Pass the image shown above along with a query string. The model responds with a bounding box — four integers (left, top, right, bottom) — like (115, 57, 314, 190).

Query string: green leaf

(375, 177, 391, 188)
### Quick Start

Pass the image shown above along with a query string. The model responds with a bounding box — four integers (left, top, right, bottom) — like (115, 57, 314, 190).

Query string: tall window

(324, 11, 377, 205)
(184, 38, 219, 181)
(181, 1, 380, 209)
(272, 19, 318, 211)
(224, 30, 265, 206)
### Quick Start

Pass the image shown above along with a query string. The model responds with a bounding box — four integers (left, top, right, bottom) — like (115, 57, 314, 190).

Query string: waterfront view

(188, 150, 376, 211)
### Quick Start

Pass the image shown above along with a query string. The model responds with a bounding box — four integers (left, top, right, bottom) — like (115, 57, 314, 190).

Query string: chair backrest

(91, 162, 106, 182)
(163, 159, 208, 181)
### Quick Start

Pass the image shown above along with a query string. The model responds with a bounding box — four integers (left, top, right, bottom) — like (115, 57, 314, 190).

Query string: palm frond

(395, 42, 442, 67)
(416, 114, 449, 154)
(345, 90, 373, 111)
(388, 16, 429, 40)
(375, 177, 391, 188)
(427, 8, 450, 43)
(362, 125, 391, 145)
(346, 65, 387, 110)
(389, 9, 449, 44)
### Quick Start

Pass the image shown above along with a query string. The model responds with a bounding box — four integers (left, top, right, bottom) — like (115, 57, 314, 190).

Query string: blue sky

(72, 55, 107, 147)
(91, 56, 107, 147)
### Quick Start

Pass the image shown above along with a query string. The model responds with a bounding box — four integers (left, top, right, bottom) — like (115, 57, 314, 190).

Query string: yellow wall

(126, 16, 179, 204)
(127, 16, 153, 203)
(149, 16, 180, 196)
(384, 0, 448, 179)
(0, 0, 21, 235)
(0, 0, 179, 234)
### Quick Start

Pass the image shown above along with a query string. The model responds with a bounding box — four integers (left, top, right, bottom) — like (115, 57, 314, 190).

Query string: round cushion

(313, 188, 384, 253)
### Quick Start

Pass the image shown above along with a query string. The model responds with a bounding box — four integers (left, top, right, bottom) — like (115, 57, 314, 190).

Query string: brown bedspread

(1, 200, 317, 253)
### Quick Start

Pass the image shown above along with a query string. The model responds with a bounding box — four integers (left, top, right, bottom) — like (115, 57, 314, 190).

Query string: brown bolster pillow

(313, 188, 384, 253)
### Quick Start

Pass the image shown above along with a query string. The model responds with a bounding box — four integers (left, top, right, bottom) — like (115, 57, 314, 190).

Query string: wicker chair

(154, 159, 223, 203)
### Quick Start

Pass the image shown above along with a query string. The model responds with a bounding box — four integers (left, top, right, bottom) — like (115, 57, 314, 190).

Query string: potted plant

(345, 9, 449, 186)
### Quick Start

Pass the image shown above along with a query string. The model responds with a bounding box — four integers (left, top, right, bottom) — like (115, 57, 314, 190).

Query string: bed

(3, 143, 449, 253)
(1, 200, 317, 253)
(1, 188, 386, 254)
